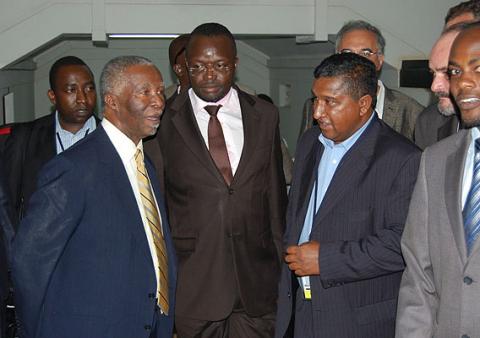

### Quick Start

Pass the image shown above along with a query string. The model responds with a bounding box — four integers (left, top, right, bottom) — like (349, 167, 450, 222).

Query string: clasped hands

(284, 240, 320, 276)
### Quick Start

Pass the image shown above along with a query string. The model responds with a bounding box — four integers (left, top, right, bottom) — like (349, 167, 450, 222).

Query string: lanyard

(56, 128, 90, 153)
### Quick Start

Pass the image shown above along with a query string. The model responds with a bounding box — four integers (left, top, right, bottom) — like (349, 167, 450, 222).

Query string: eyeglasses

(339, 49, 382, 58)
(187, 62, 233, 76)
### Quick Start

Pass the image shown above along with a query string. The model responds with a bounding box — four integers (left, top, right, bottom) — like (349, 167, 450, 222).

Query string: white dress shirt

(188, 87, 244, 174)
(102, 118, 161, 288)
(376, 80, 386, 120)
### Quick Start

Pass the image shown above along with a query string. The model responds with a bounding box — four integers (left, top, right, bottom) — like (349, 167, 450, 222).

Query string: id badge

(303, 285, 312, 300)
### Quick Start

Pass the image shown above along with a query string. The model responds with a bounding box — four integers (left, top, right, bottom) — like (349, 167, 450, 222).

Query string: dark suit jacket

(382, 85, 424, 141)
(3, 113, 100, 226)
(11, 126, 176, 338)
(275, 116, 421, 338)
(159, 89, 287, 321)
(0, 161, 13, 338)
(413, 103, 459, 150)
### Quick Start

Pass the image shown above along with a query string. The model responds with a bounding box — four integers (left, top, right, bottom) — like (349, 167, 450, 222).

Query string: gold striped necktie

(135, 149, 169, 314)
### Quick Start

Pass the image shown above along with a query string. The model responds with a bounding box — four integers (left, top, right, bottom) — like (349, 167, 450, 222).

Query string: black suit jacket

(3, 113, 100, 226)
(275, 116, 421, 338)
(159, 89, 287, 320)
(413, 103, 460, 150)
(0, 160, 13, 338)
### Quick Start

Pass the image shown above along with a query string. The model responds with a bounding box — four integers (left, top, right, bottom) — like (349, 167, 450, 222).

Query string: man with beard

(414, 25, 464, 149)
(3, 56, 100, 226)
(396, 22, 480, 337)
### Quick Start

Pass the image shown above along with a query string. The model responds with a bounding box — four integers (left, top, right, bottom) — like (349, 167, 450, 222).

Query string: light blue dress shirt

(55, 111, 96, 154)
(298, 112, 376, 294)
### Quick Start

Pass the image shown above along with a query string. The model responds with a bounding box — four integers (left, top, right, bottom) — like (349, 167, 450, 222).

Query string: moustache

(434, 91, 449, 99)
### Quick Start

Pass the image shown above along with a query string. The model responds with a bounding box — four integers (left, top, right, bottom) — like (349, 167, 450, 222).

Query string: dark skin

(448, 26, 480, 128)
(103, 64, 165, 145)
(285, 75, 373, 276)
(186, 34, 238, 103)
(47, 65, 97, 134)
(170, 35, 190, 92)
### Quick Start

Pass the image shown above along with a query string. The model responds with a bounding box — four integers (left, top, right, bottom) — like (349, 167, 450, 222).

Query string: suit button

(144, 325, 152, 330)
(287, 292, 291, 298)
(148, 293, 155, 298)
(464, 276, 473, 285)
(228, 188, 234, 195)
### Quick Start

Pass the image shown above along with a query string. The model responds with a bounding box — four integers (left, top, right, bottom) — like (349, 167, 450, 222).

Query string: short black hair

(49, 56, 92, 91)
(314, 53, 377, 107)
(187, 22, 237, 57)
(445, 0, 480, 25)
(169, 34, 190, 67)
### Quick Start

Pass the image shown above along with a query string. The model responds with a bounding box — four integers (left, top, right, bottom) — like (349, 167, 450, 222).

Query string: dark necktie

(463, 138, 480, 255)
(204, 105, 234, 186)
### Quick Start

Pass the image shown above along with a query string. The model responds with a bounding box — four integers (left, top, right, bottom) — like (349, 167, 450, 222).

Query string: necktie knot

(135, 149, 145, 169)
(205, 105, 222, 117)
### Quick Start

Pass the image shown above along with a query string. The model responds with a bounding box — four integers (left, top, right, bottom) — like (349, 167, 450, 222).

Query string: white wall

(31, 38, 270, 119)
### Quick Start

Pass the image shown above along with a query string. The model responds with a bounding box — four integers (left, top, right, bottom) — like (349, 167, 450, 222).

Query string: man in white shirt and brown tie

(159, 22, 287, 338)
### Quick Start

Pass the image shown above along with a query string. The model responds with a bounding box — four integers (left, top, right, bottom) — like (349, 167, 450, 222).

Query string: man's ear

(47, 89, 56, 105)
(173, 64, 184, 77)
(359, 94, 373, 116)
(104, 94, 118, 111)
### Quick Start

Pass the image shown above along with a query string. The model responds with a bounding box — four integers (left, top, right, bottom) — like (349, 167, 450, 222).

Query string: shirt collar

(55, 111, 96, 136)
(101, 118, 142, 164)
(189, 87, 236, 116)
(319, 111, 376, 151)
(376, 80, 385, 117)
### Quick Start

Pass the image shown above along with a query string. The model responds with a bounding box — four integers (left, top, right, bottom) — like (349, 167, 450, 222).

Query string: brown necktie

(204, 105, 234, 186)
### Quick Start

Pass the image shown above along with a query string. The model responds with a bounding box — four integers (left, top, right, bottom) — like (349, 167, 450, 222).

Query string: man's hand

(285, 241, 320, 276)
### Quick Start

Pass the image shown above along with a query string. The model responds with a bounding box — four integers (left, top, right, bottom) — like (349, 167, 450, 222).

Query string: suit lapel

(445, 130, 470, 263)
(231, 90, 261, 185)
(37, 114, 56, 161)
(96, 127, 152, 260)
(381, 87, 399, 131)
(290, 141, 323, 244)
(437, 115, 459, 142)
(170, 92, 225, 185)
(314, 118, 378, 226)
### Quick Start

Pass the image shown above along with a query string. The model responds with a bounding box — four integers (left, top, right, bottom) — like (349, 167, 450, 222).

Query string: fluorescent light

(109, 34, 179, 38)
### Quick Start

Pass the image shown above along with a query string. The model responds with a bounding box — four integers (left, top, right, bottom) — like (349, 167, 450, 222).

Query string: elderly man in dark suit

(159, 22, 287, 337)
(3, 56, 100, 226)
(12, 55, 176, 338)
(275, 53, 421, 338)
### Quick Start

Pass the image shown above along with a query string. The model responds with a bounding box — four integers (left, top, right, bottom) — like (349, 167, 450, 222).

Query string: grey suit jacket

(396, 129, 480, 338)
(382, 86, 424, 142)
(413, 103, 459, 150)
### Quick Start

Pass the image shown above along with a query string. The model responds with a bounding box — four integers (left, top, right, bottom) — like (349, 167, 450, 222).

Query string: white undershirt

(188, 87, 244, 174)
(102, 118, 161, 288)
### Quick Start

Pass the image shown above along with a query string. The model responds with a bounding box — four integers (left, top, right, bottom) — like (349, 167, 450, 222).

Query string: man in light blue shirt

(275, 53, 421, 338)
(4, 56, 99, 224)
